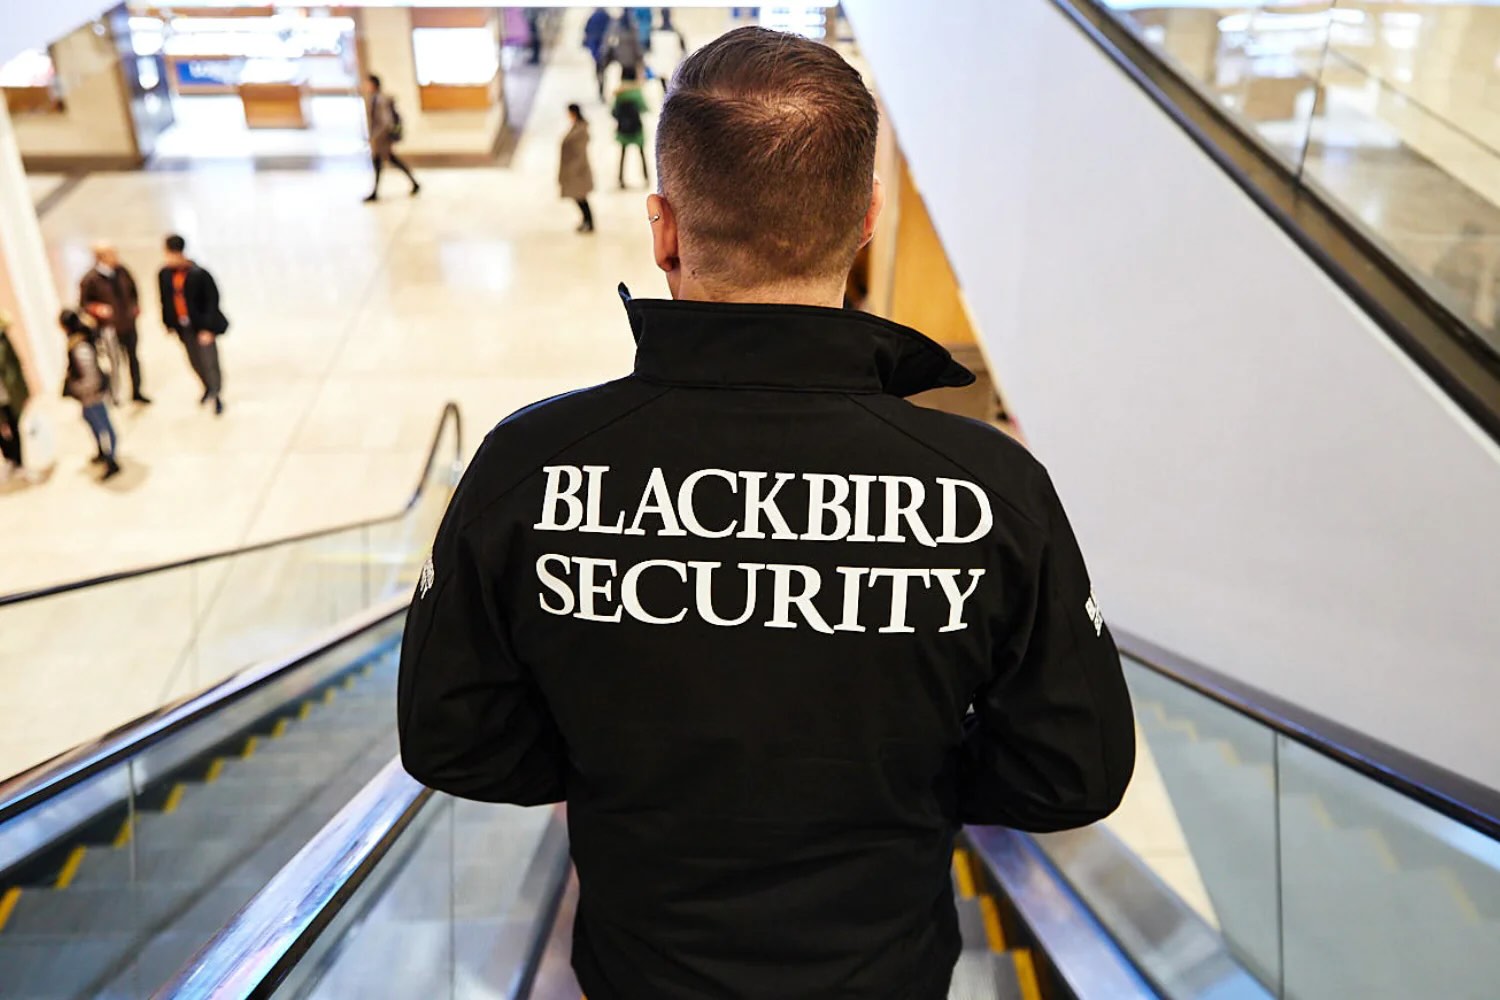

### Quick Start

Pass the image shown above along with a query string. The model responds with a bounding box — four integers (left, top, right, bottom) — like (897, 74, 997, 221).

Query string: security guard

(399, 26, 1135, 1000)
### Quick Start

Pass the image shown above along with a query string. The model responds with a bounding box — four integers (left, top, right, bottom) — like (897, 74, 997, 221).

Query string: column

(0, 99, 63, 465)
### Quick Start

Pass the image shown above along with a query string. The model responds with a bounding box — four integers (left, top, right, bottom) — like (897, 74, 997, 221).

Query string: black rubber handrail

(1050, 0, 1500, 446)
(0, 402, 464, 607)
(1114, 627, 1500, 843)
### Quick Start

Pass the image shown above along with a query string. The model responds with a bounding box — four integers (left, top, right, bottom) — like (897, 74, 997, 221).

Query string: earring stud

(648, 213, 662, 223)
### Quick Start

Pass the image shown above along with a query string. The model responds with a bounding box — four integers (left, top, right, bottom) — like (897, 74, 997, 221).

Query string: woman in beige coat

(560, 104, 596, 233)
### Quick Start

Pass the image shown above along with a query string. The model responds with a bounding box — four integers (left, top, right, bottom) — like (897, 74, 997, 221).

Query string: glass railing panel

(1093, 1, 1500, 366)
(1300, 36, 1500, 356)
(0, 565, 197, 779)
(279, 796, 456, 1000)
(1276, 735, 1500, 1000)
(189, 527, 370, 695)
(1089, 658, 1283, 991)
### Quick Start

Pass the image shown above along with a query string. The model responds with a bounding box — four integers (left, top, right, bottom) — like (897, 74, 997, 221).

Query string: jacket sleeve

(397, 467, 567, 805)
(958, 477, 1136, 830)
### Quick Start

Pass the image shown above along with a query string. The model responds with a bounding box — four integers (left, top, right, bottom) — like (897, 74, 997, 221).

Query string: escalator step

(955, 897, 989, 951)
(948, 950, 1025, 1000)
(0, 933, 135, 998)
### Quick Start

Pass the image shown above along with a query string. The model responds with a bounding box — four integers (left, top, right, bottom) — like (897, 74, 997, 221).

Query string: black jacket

(157, 262, 228, 336)
(399, 292, 1135, 1000)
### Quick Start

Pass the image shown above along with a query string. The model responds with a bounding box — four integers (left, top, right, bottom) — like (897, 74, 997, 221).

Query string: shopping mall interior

(0, 3, 1497, 998)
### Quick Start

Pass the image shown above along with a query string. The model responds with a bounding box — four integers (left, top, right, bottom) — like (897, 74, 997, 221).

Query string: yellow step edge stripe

(205, 758, 225, 783)
(162, 784, 186, 815)
(55, 846, 87, 889)
(298, 700, 313, 720)
(112, 818, 132, 849)
(952, 849, 976, 900)
(0, 887, 22, 932)
(362, 663, 373, 678)
(242, 735, 259, 760)
(343, 675, 356, 690)
(323, 687, 337, 704)
(978, 894, 1007, 952)
(270, 718, 289, 739)
(1012, 948, 1043, 1000)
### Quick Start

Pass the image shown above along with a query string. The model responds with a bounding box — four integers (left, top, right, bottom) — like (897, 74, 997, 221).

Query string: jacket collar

(621, 284, 975, 397)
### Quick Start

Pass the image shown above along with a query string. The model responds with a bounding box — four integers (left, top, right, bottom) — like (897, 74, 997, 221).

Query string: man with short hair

(399, 27, 1134, 1000)
(157, 234, 228, 415)
(80, 240, 150, 405)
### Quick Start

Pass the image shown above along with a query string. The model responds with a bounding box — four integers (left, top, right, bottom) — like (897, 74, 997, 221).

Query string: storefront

(0, 4, 525, 169)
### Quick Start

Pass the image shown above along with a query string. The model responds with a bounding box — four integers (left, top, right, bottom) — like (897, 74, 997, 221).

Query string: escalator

(0, 405, 463, 1000)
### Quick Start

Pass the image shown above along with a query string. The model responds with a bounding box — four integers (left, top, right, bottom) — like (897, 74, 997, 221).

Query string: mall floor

(3, 5, 1234, 934)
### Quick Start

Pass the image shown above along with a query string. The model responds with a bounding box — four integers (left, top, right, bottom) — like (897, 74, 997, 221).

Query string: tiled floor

(1, 5, 1216, 933)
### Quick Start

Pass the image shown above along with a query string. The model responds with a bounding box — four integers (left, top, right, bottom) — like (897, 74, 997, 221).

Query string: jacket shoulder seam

(842, 394, 1045, 531)
(455, 382, 673, 532)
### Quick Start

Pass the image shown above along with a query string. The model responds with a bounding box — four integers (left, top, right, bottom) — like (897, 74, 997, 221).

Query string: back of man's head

(656, 28, 878, 290)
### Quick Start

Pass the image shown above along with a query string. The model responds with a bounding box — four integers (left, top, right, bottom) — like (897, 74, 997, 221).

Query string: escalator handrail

(0, 401, 464, 608)
(1046, 0, 1500, 446)
(1114, 627, 1500, 842)
(0, 595, 408, 825)
(152, 758, 433, 999)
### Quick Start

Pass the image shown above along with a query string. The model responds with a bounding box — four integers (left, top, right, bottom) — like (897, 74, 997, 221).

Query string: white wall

(844, 0, 1500, 789)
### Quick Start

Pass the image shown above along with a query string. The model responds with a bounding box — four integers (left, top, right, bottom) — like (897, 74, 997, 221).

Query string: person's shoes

(410, 183, 421, 197)
(101, 459, 122, 481)
(214, 397, 225, 417)
(363, 193, 378, 203)
(133, 393, 152, 405)
(200, 389, 212, 405)
(91, 453, 108, 466)
(576, 222, 595, 234)
(618, 181, 628, 190)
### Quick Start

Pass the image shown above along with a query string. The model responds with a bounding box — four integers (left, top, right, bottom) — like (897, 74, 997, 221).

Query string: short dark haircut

(567, 102, 583, 118)
(368, 73, 382, 90)
(656, 27, 878, 284)
(164, 234, 186, 253)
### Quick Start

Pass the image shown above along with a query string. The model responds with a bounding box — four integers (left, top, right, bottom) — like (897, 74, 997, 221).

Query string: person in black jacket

(157, 234, 228, 415)
(399, 27, 1135, 1000)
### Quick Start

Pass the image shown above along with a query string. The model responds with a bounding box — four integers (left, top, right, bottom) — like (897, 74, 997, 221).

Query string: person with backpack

(60, 310, 121, 481)
(613, 68, 650, 189)
(158, 234, 230, 416)
(363, 74, 421, 203)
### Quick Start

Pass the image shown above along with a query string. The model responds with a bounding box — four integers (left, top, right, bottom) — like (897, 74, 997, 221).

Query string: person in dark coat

(0, 317, 30, 480)
(60, 310, 120, 480)
(79, 240, 150, 405)
(362, 74, 420, 203)
(398, 27, 1134, 1000)
(583, 6, 612, 100)
(560, 104, 596, 233)
(157, 234, 228, 415)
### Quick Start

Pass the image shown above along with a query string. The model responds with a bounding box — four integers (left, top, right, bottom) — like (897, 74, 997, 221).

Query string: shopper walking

(583, 7, 612, 101)
(0, 318, 28, 480)
(157, 234, 229, 416)
(612, 68, 650, 189)
(363, 74, 420, 203)
(60, 310, 120, 481)
(607, 11, 646, 84)
(560, 104, 596, 234)
(399, 26, 1134, 1000)
(79, 240, 150, 405)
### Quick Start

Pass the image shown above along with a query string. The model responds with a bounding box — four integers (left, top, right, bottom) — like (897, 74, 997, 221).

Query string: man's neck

(674, 274, 846, 310)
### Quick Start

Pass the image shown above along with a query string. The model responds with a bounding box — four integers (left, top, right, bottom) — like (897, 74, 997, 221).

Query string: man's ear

(858, 174, 886, 250)
(647, 193, 682, 298)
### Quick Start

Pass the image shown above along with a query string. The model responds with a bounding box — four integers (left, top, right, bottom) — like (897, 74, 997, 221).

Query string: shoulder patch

(1085, 591, 1104, 637)
(418, 554, 435, 598)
